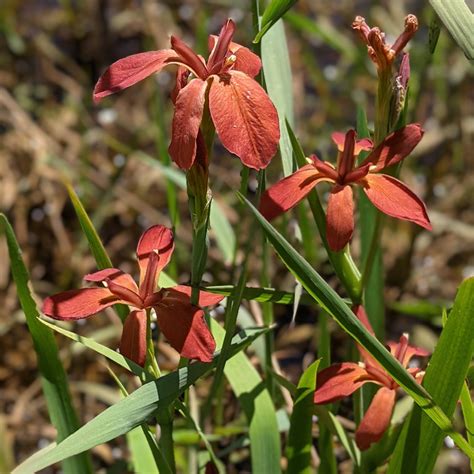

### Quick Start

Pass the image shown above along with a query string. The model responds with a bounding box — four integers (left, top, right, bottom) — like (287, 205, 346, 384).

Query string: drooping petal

(136, 225, 175, 286)
(168, 78, 208, 170)
(259, 165, 328, 221)
(314, 362, 376, 404)
(165, 285, 225, 307)
(387, 336, 429, 368)
(361, 174, 431, 230)
(208, 35, 261, 78)
(84, 268, 139, 293)
(355, 387, 396, 450)
(326, 185, 355, 252)
(353, 305, 383, 370)
(361, 124, 423, 172)
(93, 50, 180, 103)
(155, 298, 215, 363)
(209, 70, 280, 170)
(42, 288, 118, 320)
(119, 310, 147, 366)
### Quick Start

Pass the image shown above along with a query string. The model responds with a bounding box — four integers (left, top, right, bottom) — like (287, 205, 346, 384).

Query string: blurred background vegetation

(0, 0, 472, 471)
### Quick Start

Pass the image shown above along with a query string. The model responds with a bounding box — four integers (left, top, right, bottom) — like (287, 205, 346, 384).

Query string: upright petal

(355, 387, 396, 450)
(326, 185, 355, 251)
(259, 166, 327, 221)
(168, 79, 208, 170)
(42, 288, 118, 320)
(361, 174, 431, 230)
(166, 285, 225, 307)
(207, 19, 236, 71)
(136, 225, 175, 285)
(156, 298, 215, 362)
(93, 50, 180, 103)
(84, 268, 139, 293)
(170, 36, 208, 79)
(208, 35, 261, 78)
(209, 70, 280, 170)
(361, 124, 423, 172)
(314, 362, 375, 404)
(119, 310, 147, 367)
(332, 132, 373, 155)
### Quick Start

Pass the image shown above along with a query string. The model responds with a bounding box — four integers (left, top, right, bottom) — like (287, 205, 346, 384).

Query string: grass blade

(261, 19, 294, 177)
(13, 326, 267, 474)
(0, 214, 93, 474)
(430, 0, 474, 59)
(254, 0, 298, 43)
(388, 277, 474, 473)
(286, 359, 320, 474)
(238, 195, 474, 459)
(66, 183, 129, 322)
(211, 320, 282, 474)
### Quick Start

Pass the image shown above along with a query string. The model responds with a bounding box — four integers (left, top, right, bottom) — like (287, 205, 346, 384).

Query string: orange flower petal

(356, 387, 396, 450)
(168, 78, 208, 170)
(119, 310, 147, 366)
(209, 70, 280, 170)
(361, 174, 431, 230)
(326, 185, 354, 251)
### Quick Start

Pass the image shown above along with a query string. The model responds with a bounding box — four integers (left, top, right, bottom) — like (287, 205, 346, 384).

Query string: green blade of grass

(0, 214, 93, 474)
(238, 195, 474, 459)
(429, 0, 474, 59)
(66, 183, 129, 323)
(12, 326, 267, 474)
(254, 0, 298, 43)
(286, 359, 320, 474)
(388, 277, 474, 473)
(261, 19, 294, 177)
(211, 319, 282, 474)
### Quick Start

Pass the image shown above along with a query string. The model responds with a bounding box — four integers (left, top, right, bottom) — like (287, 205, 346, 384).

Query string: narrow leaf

(238, 195, 474, 459)
(388, 277, 474, 473)
(261, 19, 294, 177)
(13, 327, 267, 474)
(254, 0, 298, 43)
(0, 214, 93, 474)
(430, 0, 474, 59)
(286, 359, 320, 474)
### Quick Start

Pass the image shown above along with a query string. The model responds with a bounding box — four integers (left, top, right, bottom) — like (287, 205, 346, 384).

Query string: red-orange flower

(93, 19, 280, 170)
(42, 225, 223, 366)
(260, 124, 431, 251)
(314, 306, 429, 450)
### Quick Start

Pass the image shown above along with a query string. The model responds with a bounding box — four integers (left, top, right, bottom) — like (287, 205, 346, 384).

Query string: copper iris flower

(93, 19, 280, 171)
(260, 124, 431, 251)
(314, 306, 429, 450)
(42, 225, 223, 366)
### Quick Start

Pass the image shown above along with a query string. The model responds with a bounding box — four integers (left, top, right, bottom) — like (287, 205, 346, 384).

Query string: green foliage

(0, 214, 93, 474)
(388, 277, 474, 473)
(254, 0, 298, 43)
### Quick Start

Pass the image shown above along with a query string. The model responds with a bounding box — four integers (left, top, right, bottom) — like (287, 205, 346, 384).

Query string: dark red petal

(361, 124, 424, 172)
(166, 285, 225, 306)
(208, 36, 261, 78)
(168, 79, 208, 170)
(171, 66, 190, 104)
(170, 36, 208, 79)
(326, 185, 355, 251)
(42, 288, 117, 320)
(361, 174, 432, 230)
(136, 225, 175, 285)
(93, 50, 179, 103)
(314, 362, 375, 404)
(156, 299, 215, 362)
(259, 165, 325, 221)
(207, 19, 236, 71)
(209, 71, 280, 170)
(355, 387, 396, 450)
(119, 310, 147, 366)
(84, 268, 139, 293)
